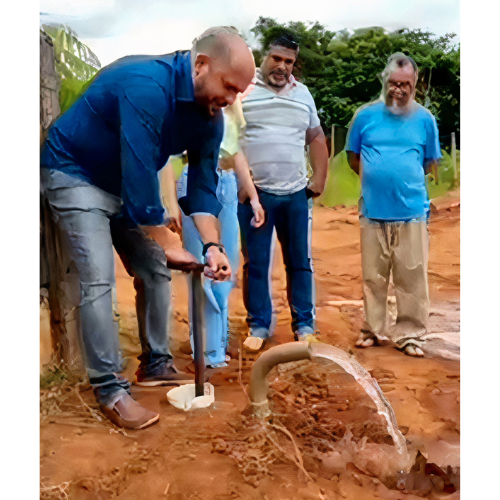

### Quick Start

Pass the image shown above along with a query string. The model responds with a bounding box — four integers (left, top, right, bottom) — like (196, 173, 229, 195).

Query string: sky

(40, 0, 460, 66)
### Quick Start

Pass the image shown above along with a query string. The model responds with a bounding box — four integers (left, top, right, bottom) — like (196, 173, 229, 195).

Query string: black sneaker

(134, 356, 194, 387)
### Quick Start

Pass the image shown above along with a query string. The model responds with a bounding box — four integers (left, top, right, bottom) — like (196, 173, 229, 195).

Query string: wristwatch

(202, 242, 225, 257)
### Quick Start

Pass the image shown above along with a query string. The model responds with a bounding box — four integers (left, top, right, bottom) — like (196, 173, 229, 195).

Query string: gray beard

(386, 99, 415, 116)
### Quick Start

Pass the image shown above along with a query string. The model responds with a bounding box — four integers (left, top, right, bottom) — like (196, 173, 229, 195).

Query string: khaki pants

(360, 217, 429, 344)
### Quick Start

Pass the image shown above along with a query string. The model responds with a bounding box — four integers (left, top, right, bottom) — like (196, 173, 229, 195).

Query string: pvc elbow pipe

(248, 342, 311, 417)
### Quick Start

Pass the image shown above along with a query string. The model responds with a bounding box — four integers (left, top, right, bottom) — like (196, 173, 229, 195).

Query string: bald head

(191, 27, 255, 116)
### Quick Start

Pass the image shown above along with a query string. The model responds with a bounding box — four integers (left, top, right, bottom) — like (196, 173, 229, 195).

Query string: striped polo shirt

(240, 70, 321, 195)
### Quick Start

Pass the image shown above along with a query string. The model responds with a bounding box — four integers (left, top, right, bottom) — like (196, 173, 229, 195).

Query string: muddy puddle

(40, 349, 459, 499)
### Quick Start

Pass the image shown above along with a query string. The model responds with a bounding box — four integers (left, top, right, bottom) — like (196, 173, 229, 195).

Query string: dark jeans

(238, 188, 315, 337)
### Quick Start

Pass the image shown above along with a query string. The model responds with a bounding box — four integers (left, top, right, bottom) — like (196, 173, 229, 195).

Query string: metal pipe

(248, 342, 311, 417)
(191, 268, 205, 397)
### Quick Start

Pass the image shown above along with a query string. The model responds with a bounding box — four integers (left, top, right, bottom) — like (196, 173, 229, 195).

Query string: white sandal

(243, 336, 266, 352)
(395, 338, 425, 357)
(356, 332, 379, 348)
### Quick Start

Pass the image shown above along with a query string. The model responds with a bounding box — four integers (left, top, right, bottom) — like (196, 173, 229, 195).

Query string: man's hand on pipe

(165, 246, 204, 272)
(140, 225, 202, 272)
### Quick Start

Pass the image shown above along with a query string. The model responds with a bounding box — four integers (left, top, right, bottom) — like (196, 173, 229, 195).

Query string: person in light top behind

(165, 95, 265, 368)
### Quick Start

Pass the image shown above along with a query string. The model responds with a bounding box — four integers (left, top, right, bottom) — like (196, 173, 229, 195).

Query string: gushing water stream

(308, 342, 409, 461)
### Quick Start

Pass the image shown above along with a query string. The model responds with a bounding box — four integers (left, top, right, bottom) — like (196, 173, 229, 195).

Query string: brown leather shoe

(100, 394, 159, 429)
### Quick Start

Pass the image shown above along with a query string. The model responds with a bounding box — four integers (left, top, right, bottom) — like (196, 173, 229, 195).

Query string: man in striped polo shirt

(238, 35, 329, 351)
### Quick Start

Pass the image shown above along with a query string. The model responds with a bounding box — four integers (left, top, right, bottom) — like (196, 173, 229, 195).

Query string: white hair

(381, 52, 419, 86)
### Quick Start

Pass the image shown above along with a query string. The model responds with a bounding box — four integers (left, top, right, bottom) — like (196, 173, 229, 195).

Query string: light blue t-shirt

(346, 100, 441, 221)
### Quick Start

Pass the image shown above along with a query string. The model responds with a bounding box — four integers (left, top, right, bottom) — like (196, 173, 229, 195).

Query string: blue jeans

(238, 188, 315, 338)
(180, 168, 240, 366)
(41, 168, 173, 408)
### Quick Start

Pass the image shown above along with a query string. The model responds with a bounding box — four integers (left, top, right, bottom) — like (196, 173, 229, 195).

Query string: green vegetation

(250, 18, 460, 206)
(251, 18, 460, 139)
(426, 149, 460, 200)
(40, 361, 81, 389)
(318, 152, 361, 207)
(319, 149, 460, 208)
(41, 20, 459, 206)
(42, 24, 101, 113)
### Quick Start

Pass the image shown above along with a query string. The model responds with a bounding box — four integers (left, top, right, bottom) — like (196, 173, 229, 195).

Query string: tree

(251, 17, 335, 80)
(41, 24, 101, 113)
(250, 19, 460, 143)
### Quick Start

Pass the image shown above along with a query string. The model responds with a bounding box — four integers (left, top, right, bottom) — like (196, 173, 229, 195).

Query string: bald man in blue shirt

(41, 27, 255, 429)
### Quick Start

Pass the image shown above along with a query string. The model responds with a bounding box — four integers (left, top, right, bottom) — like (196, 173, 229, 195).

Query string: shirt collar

(173, 51, 195, 102)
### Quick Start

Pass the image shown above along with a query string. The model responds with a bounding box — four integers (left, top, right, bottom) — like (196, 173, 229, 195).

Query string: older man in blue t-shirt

(346, 53, 441, 357)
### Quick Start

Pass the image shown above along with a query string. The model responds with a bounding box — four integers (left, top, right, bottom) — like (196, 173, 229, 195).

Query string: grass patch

(318, 149, 460, 208)
(40, 362, 82, 390)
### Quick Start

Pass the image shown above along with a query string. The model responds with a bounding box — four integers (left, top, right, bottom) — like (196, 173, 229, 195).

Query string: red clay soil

(40, 195, 460, 500)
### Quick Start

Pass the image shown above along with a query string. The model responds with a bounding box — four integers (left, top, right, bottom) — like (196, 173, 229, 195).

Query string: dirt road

(40, 196, 460, 499)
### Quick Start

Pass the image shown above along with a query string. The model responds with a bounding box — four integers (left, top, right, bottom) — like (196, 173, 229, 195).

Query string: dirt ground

(40, 191, 460, 500)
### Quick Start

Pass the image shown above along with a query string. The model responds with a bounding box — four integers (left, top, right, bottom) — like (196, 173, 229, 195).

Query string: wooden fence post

(451, 132, 458, 186)
(40, 30, 85, 374)
(330, 124, 335, 161)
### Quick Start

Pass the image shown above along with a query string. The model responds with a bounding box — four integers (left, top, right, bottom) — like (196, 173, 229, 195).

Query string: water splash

(308, 342, 409, 461)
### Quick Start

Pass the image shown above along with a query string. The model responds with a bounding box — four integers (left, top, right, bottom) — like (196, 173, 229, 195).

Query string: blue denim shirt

(41, 51, 223, 225)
